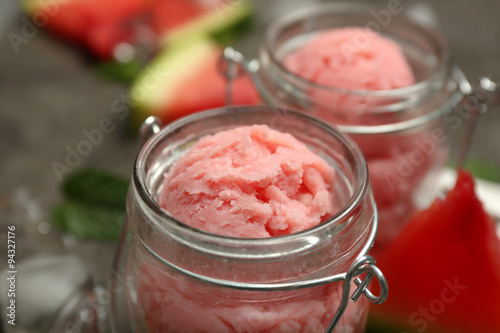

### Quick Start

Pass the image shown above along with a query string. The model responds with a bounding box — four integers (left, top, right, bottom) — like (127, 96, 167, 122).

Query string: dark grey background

(1, 0, 499, 210)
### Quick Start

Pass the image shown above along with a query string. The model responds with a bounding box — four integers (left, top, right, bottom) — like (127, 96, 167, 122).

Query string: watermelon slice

(367, 170, 500, 333)
(22, 0, 147, 59)
(22, 0, 254, 61)
(129, 37, 260, 128)
(157, 0, 254, 47)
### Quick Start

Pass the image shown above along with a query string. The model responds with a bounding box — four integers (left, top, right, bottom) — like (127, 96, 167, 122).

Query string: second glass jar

(252, 3, 466, 253)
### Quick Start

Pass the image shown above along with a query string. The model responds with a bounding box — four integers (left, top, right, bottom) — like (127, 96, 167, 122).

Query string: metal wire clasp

(218, 47, 260, 105)
(326, 255, 388, 332)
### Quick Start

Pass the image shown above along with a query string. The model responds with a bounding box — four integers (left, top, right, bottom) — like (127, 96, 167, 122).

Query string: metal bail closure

(139, 116, 162, 147)
(325, 255, 388, 333)
(456, 76, 500, 168)
(218, 47, 260, 106)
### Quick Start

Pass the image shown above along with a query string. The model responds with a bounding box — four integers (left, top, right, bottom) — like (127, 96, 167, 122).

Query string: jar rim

(263, 2, 451, 97)
(133, 106, 373, 250)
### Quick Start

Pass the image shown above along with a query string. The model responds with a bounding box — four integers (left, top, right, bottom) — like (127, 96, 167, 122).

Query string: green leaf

(62, 168, 129, 210)
(463, 158, 500, 183)
(52, 168, 130, 241)
(51, 204, 69, 232)
(53, 202, 124, 241)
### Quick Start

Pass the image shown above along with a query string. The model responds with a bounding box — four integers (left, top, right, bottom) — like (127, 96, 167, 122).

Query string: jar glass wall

(254, 3, 464, 253)
(122, 106, 381, 332)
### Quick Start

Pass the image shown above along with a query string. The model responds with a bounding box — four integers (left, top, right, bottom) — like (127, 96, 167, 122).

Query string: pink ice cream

(139, 263, 368, 333)
(284, 27, 416, 123)
(136, 125, 368, 332)
(159, 125, 335, 238)
(284, 27, 445, 253)
(284, 27, 415, 91)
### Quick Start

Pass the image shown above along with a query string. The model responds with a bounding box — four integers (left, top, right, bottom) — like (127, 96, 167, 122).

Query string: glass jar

(241, 3, 468, 254)
(114, 106, 387, 333)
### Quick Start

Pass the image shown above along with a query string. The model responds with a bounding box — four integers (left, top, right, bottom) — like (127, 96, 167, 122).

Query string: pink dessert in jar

(136, 124, 368, 332)
(159, 125, 335, 238)
(283, 27, 448, 253)
(283, 27, 415, 105)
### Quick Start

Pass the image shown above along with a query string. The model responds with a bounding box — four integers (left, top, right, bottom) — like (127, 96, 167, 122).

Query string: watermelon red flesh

(85, 20, 137, 60)
(369, 170, 500, 333)
(162, 50, 260, 123)
(129, 38, 261, 129)
(36, 0, 147, 59)
(30, 0, 241, 60)
(148, 0, 209, 34)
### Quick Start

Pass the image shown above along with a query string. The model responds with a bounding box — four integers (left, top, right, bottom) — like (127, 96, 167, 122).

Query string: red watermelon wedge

(129, 37, 260, 128)
(22, 0, 254, 60)
(22, 0, 147, 59)
(367, 170, 500, 333)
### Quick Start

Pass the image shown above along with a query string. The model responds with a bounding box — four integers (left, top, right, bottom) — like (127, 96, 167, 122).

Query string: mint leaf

(52, 202, 124, 241)
(464, 158, 500, 183)
(62, 168, 129, 210)
(52, 168, 130, 241)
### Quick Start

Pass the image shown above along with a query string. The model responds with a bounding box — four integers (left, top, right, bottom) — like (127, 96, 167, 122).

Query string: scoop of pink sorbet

(284, 27, 415, 91)
(159, 125, 335, 238)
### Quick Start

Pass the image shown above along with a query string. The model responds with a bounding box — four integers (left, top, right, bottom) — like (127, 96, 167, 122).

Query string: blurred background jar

(115, 106, 386, 333)
(252, 3, 467, 254)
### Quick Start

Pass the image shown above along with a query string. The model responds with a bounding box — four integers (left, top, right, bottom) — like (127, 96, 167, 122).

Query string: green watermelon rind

(95, 2, 254, 83)
(129, 37, 220, 129)
(161, 0, 254, 48)
(210, 6, 255, 46)
(128, 1, 255, 129)
(20, 0, 60, 15)
(20, 0, 254, 64)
